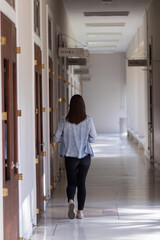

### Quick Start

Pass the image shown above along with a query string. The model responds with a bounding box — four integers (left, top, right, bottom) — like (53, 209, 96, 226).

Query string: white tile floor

(30, 134, 160, 240)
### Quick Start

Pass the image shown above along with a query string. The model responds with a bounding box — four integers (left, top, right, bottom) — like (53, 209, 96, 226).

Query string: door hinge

(2, 112, 7, 121)
(35, 108, 38, 115)
(3, 188, 8, 197)
(53, 142, 56, 147)
(59, 164, 63, 170)
(19, 238, 23, 240)
(42, 107, 45, 112)
(43, 196, 47, 201)
(1, 37, 6, 46)
(17, 110, 22, 117)
(17, 173, 23, 180)
(42, 64, 45, 69)
(34, 60, 37, 66)
(35, 158, 39, 164)
(52, 108, 55, 112)
(49, 107, 52, 112)
(36, 208, 40, 214)
(52, 71, 55, 76)
(43, 152, 46, 156)
(50, 185, 53, 190)
(16, 47, 21, 54)
(49, 68, 51, 73)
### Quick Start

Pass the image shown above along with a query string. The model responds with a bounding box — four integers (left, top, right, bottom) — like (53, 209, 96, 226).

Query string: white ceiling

(62, 0, 151, 53)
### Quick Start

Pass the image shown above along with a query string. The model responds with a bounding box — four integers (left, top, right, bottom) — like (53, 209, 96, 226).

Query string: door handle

(15, 162, 19, 169)
(11, 161, 15, 170)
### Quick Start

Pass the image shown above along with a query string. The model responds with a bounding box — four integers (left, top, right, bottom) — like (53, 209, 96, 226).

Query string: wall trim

(0, 0, 16, 23)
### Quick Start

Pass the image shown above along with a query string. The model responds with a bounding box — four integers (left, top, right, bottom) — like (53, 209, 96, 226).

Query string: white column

(130, 68, 134, 132)
(17, 0, 36, 237)
(41, 0, 50, 209)
(144, 70, 149, 155)
(138, 68, 145, 138)
(133, 68, 139, 134)
(126, 66, 131, 130)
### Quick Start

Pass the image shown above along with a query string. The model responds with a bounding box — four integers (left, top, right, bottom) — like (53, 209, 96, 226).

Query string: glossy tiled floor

(30, 134, 160, 240)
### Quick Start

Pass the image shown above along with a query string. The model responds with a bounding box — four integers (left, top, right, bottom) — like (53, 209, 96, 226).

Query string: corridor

(2, 0, 160, 239)
(30, 135, 160, 240)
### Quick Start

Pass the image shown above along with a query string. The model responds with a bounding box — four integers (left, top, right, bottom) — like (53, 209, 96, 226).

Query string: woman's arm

(54, 118, 64, 143)
(88, 117, 97, 143)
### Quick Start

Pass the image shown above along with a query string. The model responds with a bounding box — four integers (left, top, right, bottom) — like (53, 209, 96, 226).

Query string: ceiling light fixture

(86, 23, 125, 27)
(84, 11, 129, 17)
(88, 40, 119, 44)
(102, 0, 112, 3)
(88, 45, 116, 48)
(87, 32, 122, 37)
(90, 51, 115, 54)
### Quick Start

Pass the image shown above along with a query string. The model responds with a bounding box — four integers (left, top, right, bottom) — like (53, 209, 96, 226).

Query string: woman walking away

(54, 94, 97, 219)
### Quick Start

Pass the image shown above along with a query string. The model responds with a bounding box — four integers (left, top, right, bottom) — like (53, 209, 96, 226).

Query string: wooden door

(34, 44, 44, 223)
(1, 12, 19, 240)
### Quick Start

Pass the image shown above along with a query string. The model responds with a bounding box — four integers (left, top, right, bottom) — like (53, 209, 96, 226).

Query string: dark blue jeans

(65, 155, 91, 210)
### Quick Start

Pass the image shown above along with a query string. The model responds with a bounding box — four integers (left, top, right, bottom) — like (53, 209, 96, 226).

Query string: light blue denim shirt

(54, 116, 97, 159)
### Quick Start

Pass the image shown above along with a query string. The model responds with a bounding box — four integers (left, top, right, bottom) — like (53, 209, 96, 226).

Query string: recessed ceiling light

(84, 11, 129, 17)
(88, 40, 119, 44)
(90, 50, 115, 54)
(87, 32, 122, 37)
(102, 0, 112, 3)
(86, 23, 125, 27)
(88, 45, 116, 48)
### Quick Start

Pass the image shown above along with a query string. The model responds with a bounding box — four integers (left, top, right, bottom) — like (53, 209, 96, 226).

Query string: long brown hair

(66, 94, 87, 124)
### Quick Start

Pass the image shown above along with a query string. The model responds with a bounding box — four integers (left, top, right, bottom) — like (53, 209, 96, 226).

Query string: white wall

(83, 53, 126, 134)
(126, 14, 148, 153)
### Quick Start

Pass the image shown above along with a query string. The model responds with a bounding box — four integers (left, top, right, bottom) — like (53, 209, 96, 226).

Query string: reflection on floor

(30, 134, 160, 240)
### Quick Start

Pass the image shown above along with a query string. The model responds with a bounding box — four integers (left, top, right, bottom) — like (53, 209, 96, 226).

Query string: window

(3, 59, 10, 180)
(34, 0, 40, 36)
(48, 18, 52, 50)
(5, 0, 15, 9)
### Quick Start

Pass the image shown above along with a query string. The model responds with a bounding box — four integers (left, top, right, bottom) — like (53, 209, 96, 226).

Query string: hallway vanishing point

(30, 135, 160, 240)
